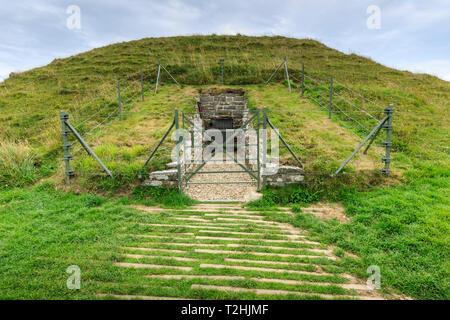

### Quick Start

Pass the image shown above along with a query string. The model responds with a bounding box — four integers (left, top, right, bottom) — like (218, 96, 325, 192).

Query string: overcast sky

(1, 0, 449, 81)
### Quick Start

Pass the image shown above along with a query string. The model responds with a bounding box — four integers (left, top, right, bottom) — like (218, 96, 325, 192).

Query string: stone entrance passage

(184, 87, 259, 201)
(197, 87, 248, 132)
(143, 87, 305, 201)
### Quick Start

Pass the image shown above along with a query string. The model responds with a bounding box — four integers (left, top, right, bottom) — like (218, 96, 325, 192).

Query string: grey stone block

(144, 181, 163, 187)
(166, 162, 177, 168)
(291, 175, 304, 182)
(149, 169, 177, 180)
(277, 166, 305, 175)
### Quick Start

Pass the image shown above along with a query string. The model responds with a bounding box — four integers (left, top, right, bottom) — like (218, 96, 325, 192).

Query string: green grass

(129, 186, 197, 208)
(0, 35, 448, 300)
(1, 181, 447, 299)
(60, 83, 387, 192)
(248, 165, 450, 299)
(0, 35, 448, 172)
(0, 141, 38, 188)
(0, 185, 361, 300)
(0, 35, 448, 194)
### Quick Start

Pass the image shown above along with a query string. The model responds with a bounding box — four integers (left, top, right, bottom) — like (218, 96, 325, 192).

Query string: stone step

(133, 234, 195, 239)
(216, 218, 281, 224)
(127, 243, 325, 255)
(204, 214, 265, 218)
(199, 264, 330, 277)
(132, 205, 290, 215)
(138, 223, 291, 234)
(122, 247, 186, 254)
(114, 262, 193, 271)
(174, 216, 281, 226)
(253, 278, 371, 291)
(123, 253, 198, 262)
(190, 284, 362, 300)
(225, 243, 327, 253)
(195, 236, 319, 246)
(97, 293, 188, 300)
(197, 230, 304, 238)
(195, 248, 335, 261)
(193, 204, 291, 211)
(172, 218, 284, 229)
(224, 258, 313, 268)
(173, 217, 212, 222)
(146, 275, 246, 281)
(143, 274, 370, 292)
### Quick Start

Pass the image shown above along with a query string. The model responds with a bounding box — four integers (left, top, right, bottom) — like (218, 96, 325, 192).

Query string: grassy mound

(0, 35, 448, 299)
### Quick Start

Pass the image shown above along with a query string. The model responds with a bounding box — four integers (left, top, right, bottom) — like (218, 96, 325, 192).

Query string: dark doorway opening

(213, 118, 233, 130)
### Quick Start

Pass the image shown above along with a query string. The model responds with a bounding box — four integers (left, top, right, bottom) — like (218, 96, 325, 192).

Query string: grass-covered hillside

(0, 35, 448, 161)
(0, 35, 448, 300)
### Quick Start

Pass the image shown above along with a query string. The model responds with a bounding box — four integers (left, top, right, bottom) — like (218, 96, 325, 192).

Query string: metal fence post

(60, 111, 74, 186)
(262, 107, 268, 189)
(256, 109, 261, 191)
(301, 63, 305, 97)
(220, 58, 224, 85)
(155, 61, 161, 94)
(175, 109, 182, 194)
(284, 56, 292, 92)
(117, 80, 122, 120)
(140, 68, 144, 102)
(190, 123, 194, 174)
(64, 121, 113, 178)
(329, 76, 333, 119)
(182, 111, 187, 181)
(382, 104, 394, 175)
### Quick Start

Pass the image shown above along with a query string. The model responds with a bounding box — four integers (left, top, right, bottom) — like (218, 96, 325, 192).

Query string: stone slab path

(97, 203, 388, 300)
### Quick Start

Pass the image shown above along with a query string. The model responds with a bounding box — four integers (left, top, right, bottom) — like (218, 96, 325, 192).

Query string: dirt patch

(301, 202, 350, 223)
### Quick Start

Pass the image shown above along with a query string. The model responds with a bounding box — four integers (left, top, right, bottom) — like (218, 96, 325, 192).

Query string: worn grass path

(97, 203, 388, 300)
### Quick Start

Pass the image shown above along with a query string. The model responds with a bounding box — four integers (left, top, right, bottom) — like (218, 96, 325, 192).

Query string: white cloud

(387, 1, 450, 28)
(395, 60, 450, 81)
(0, 64, 18, 81)
(0, 0, 449, 83)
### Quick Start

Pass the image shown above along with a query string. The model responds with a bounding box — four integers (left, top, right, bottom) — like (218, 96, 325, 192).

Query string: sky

(1, 0, 450, 81)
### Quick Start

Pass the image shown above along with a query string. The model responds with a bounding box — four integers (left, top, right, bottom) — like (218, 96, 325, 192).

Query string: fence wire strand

(59, 61, 398, 183)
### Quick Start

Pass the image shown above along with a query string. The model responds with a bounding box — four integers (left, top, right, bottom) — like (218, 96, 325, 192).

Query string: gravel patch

(184, 163, 260, 201)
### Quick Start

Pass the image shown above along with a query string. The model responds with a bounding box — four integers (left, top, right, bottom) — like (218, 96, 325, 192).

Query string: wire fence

(59, 58, 402, 186)
(65, 59, 394, 138)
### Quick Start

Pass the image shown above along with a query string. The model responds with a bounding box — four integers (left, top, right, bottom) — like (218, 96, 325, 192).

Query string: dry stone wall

(198, 88, 248, 130)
